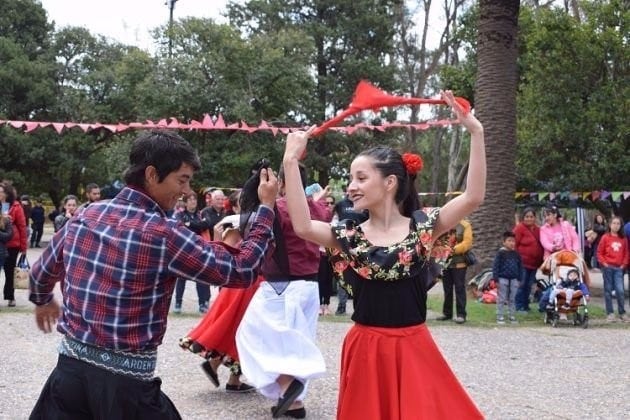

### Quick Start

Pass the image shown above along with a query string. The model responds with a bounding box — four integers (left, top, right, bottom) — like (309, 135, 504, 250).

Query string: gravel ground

(1, 288, 629, 420)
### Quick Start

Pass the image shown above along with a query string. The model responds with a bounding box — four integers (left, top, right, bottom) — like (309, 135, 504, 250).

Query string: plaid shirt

(30, 187, 274, 352)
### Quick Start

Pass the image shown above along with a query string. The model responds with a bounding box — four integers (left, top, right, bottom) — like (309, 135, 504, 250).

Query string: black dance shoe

(270, 406, 306, 419)
(271, 379, 304, 418)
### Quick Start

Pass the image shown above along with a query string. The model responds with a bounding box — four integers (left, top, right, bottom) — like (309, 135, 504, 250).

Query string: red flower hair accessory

(402, 153, 423, 176)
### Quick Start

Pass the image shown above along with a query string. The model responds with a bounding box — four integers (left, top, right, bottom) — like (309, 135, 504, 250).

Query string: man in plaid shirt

(28, 131, 278, 419)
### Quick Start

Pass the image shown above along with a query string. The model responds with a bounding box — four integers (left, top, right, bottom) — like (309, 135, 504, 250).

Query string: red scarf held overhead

(312, 80, 471, 137)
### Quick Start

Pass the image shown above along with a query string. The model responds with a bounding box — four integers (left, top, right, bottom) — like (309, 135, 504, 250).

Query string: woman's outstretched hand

(441, 90, 483, 135)
(283, 125, 317, 162)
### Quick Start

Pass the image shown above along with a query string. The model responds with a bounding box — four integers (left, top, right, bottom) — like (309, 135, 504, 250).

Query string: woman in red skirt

(281, 90, 485, 419)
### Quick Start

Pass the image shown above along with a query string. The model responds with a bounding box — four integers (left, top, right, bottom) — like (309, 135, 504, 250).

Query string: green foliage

(439, 2, 629, 191)
(517, 3, 629, 190)
(228, 0, 402, 185)
(0, 0, 56, 119)
(2, 0, 627, 203)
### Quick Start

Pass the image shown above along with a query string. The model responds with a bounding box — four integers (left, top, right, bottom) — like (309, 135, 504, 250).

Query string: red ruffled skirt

(184, 277, 262, 360)
(337, 323, 484, 420)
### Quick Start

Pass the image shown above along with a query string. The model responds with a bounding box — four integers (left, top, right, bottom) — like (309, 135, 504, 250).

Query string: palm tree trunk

(470, 0, 520, 273)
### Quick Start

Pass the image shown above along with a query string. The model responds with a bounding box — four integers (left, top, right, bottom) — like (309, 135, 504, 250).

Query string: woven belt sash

(58, 336, 157, 381)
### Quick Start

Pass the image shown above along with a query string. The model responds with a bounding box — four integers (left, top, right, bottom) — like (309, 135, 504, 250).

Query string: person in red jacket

(513, 207, 544, 312)
(597, 216, 629, 323)
(0, 182, 28, 307)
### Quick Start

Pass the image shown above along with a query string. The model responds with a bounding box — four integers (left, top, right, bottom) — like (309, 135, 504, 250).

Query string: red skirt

(337, 323, 484, 420)
(184, 277, 262, 360)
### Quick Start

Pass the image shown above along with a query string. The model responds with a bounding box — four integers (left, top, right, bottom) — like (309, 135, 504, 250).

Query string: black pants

(441, 267, 468, 319)
(317, 254, 334, 305)
(31, 223, 44, 246)
(30, 355, 181, 420)
(2, 247, 19, 301)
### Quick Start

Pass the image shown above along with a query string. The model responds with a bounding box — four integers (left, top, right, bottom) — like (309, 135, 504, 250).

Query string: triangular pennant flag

(24, 122, 39, 133)
(52, 123, 65, 134)
(600, 190, 610, 200)
(591, 191, 601, 201)
(611, 191, 622, 202)
(214, 114, 226, 129)
(240, 121, 258, 133)
(9, 121, 24, 128)
(258, 120, 278, 136)
(202, 114, 214, 128)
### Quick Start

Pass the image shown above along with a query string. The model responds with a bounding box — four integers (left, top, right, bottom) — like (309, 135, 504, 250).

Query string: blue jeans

(538, 288, 552, 312)
(174, 279, 211, 306)
(497, 278, 519, 317)
(515, 267, 537, 311)
(602, 266, 625, 315)
(336, 286, 348, 314)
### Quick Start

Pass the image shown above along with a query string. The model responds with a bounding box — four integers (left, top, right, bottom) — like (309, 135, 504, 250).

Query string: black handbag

(464, 250, 478, 266)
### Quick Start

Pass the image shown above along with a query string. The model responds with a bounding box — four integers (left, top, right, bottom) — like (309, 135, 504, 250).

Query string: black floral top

(327, 208, 453, 327)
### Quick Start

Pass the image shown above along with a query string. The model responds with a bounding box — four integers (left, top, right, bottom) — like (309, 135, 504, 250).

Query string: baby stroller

(541, 251, 589, 328)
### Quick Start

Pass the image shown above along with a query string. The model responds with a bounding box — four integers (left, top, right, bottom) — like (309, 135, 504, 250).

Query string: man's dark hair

(85, 183, 99, 192)
(123, 131, 201, 188)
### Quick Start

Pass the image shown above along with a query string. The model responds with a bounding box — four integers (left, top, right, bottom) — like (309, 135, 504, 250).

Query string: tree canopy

(0, 0, 627, 211)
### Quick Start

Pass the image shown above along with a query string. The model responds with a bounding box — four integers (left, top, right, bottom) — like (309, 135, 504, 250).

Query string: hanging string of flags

(515, 191, 630, 203)
(0, 114, 459, 135)
(1, 81, 465, 135)
(418, 191, 630, 203)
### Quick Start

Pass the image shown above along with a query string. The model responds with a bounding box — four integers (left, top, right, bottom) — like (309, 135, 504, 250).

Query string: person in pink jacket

(539, 205, 580, 259)
(596, 216, 629, 323)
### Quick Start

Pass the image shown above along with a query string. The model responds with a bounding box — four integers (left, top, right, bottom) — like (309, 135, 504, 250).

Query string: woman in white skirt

(237, 163, 331, 419)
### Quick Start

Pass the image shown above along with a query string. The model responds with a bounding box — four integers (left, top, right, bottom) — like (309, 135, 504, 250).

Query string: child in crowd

(596, 216, 629, 323)
(492, 231, 522, 324)
(547, 268, 589, 309)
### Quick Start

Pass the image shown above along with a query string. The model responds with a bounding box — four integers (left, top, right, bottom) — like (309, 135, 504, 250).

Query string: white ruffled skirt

(236, 280, 326, 401)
